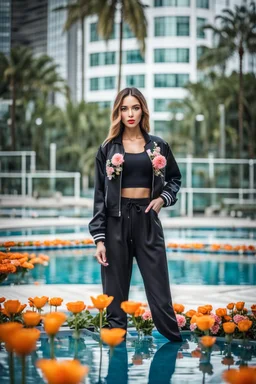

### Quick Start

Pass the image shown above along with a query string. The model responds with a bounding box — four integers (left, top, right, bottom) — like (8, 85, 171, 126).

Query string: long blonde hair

(103, 87, 150, 146)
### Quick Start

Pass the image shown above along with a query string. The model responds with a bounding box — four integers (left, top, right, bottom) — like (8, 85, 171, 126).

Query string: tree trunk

(10, 76, 16, 151)
(238, 42, 244, 158)
(117, 7, 123, 93)
(81, 17, 85, 101)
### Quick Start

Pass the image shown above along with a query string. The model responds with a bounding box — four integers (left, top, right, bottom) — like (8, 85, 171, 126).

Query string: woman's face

(120, 95, 143, 129)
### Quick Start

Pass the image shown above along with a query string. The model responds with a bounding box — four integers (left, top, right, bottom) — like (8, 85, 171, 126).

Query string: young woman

(89, 87, 182, 342)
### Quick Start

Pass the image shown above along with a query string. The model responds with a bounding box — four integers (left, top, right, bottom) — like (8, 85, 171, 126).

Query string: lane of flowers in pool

(0, 296, 256, 383)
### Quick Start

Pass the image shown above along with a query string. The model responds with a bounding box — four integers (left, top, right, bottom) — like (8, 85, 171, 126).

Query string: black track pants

(101, 196, 182, 342)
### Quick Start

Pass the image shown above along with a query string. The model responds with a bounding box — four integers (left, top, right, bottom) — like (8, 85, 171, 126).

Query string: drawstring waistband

(126, 200, 142, 213)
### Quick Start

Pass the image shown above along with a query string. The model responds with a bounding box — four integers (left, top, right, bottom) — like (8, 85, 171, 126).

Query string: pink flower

(210, 313, 222, 324)
(146, 149, 152, 156)
(190, 323, 197, 331)
(152, 155, 166, 170)
(210, 324, 220, 334)
(233, 314, 248, 324)
(112, 153, 124, 166)
(142, 310, 152, 321)
(106, 166, 114, 176)
(155, 146, 161, 153)
(176, 314, 186, 328)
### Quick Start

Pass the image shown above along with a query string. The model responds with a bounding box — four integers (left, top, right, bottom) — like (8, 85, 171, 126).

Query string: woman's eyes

(121, 107, 140, 111)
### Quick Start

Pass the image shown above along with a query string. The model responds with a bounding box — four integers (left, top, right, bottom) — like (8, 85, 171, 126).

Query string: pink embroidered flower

(106, 166, 114, 176)
(190, 323, 197, 331)
(112, 153, 124, 166)
(152, 155, 166, 170)
(155, 146, 161, 153)
(176, 314, 186, 328)
(233, 314, 248, 324)
(146, 149, 152, 155)
(142, 310, 152, 321)
(210, 324, 220, 334)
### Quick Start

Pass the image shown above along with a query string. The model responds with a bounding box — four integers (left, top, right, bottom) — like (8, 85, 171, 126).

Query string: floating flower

(43, 312, 67, 335)
(37, 359, 89, 384)
(100, 328, 126, 347)
(200, 336, 216, 348)
(23, 312, 41, 327)
(66, 301, 86, 314)
(121, 301, 141, 315)
(90, 295, 114, 311)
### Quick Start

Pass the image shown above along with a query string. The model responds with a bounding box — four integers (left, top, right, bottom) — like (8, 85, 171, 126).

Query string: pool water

(0, 330, 255, 384)
(0, 226, 255, 239)
(3, 249, 256, 286)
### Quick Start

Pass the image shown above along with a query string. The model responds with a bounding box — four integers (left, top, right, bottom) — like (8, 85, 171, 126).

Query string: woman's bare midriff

(121, 188, 151, 198)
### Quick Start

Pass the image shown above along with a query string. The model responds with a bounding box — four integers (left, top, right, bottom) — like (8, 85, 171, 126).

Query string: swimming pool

(3, 249, 256, 286)
(0, 329, 255, 384)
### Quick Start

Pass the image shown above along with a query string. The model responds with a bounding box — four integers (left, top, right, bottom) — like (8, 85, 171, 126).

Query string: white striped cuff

(93, 233, 105, 243)
(160, 191, 173, 206)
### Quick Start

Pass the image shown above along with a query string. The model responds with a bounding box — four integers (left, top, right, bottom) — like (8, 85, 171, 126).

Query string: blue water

(0, 330, 255, 384)
(0, 226, 255, 240)
(3, 250, 256, 285)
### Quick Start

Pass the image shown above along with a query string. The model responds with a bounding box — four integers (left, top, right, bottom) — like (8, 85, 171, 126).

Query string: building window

(154, 0, 190, 6)
(90, 77, 115, 90)
(124, 50, 144, 64)
(123, 23, 135, 38)
(154, 99, 183, 112)
(196, 0, 209, 9)
(154, 74, 189, 88)
(155, 16, 190, 36)
(154, 48, 189, 63)
(126, 74, 145, 88)
(197, 45, 207, 60)
(88, 101, 111, 110)
(197, 18, 207, 38)
(90, 22, 116, 42)
(90, 52, 116, 66)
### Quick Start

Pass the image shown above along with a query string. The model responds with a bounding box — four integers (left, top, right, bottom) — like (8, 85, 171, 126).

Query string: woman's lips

(127, 120, 135, 124)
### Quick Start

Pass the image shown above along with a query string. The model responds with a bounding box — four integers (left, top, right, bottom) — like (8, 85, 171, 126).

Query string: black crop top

(122, 150, 152, 188)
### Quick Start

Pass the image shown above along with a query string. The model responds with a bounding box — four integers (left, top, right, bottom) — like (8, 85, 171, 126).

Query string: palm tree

(197, 1, 256, 158)
(0, 46, 33, 150)
(93, 0, 148, 92)
(53, 0, 96, 101)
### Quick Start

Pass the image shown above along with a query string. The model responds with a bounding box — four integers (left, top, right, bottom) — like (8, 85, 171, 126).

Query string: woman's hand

(95, 241, 109, 267)
(145, 197, 164, 214)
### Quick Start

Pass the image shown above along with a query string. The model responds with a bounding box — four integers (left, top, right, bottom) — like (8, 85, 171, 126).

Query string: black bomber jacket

(88, 127, 182, 244)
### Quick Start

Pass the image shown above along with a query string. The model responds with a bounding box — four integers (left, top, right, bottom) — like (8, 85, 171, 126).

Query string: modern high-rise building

(0, 0, 11, 55)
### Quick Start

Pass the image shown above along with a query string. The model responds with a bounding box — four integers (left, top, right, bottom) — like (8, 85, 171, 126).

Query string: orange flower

(3, 241, 16, 248)
(223, 322, 236, 334)
(49, 297, 63, 307)
(23, 312, 41, 327)
(37, 359, 89, 384)
(0, 297, 5, 303)
(190, 313, 204, 324)
(173, 303, 185, 313)
(251, 304, 256, 315)
(66, 301, 86, 314)
(0, 322, 23, 342)
(227, 303, 235, 310)
(222, 357, 234, 366)
(222, 366, 256, 384)
(196, 315, 215, 331)
(200, 336, 216, 348)
(223, 315, 232, 322)
(30, 296, 49, 310)
(90, 295, 114, 311)
(204, 305, 213, 312)
(134, 307, 146, 317)
(237, 319, 252, 332)
(235, 302, 245, 311)
(21, 261, 34, 269)
(216, 308, 227, 317)
(191, 349, 202, 358)
(185, 309, 197, 318)
(197, 306, 209, 315)
(121, 301, 141, 315)
(100, 328, 126, 347)
(4, 300, 25, 317)
(43, 312, 67, 335)
(6, 328, 40, 355)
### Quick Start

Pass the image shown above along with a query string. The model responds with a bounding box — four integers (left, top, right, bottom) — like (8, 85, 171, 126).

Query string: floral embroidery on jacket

(146, 142, 166, 177)
(106, 153, 125, 180)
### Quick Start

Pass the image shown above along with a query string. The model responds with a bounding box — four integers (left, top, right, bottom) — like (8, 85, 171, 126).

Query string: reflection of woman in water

(89, 87, 182, 342)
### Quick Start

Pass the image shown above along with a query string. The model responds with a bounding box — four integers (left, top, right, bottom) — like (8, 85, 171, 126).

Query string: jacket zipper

(119, 147, 125, 216)
(105, 185, 108, 207)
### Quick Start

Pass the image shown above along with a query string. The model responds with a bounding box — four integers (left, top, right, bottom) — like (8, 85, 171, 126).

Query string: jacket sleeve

(88, 145, 106, 244)
(159, 143, 182, 207)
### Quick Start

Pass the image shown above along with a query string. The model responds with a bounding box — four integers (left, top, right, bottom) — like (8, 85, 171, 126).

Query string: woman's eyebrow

(121, 104, 140, 107)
